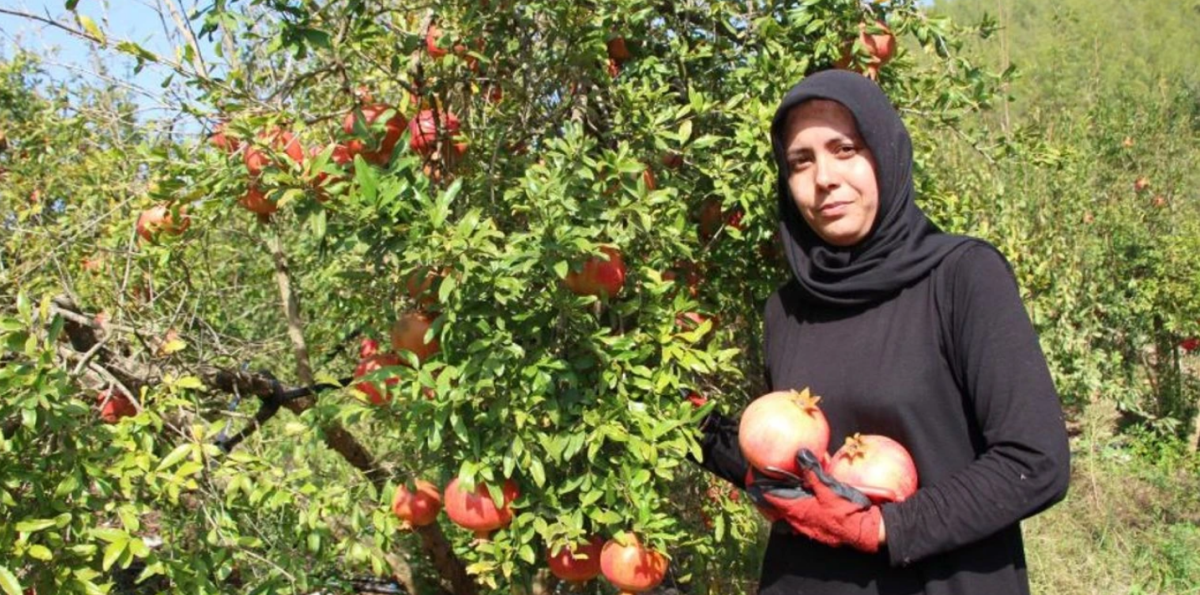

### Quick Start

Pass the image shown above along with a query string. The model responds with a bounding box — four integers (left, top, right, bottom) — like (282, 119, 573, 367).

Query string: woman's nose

(813, 153, 839, 189)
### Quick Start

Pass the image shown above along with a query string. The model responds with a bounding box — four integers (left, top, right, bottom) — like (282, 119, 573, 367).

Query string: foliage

(0, 0, 1040, 592)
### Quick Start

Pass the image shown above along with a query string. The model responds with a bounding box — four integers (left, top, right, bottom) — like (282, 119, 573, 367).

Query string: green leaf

(66, 0, 81, 10)
(553, 260, 569, 279)
(0, 566, 21, 595)
(156, 443, 192, 471)
(678, 120, 693, 143)
(102, 539, 127, 571)
(27, 544, 52, 561)
(91, 527, 128, 543)
(77, 14, 106, 44)
(15, 519, 57, 533)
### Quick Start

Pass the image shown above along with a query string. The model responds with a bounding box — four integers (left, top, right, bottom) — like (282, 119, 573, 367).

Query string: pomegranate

(354, 350, 402, 405)
(599, 533, 668, 595)
(564, 246, 626, 298)
(243, 128, 305, 176)
(1134, 176, 1150, 192)
(738, 388, 831, 476)
(546, 535, 604, 584)
(209, 122, 240, 153)
(408, 109, 464, 156)
(96, 389, 137, 423)
(238, 186, 277, 215)
(392, 479, 442, 529)
(676, 311, 716, 335)
(661, 151, 683, 170)
(662, 262, 701, 298)
(343, 103, 406, 165)
(310, 144, 353, 201)
(425, 25, 465, 60)
(1181, 337, 1200, 353)
(404, 267, 442, 307)
(827, 433, 919, 503)
(836, 21, 896, 80)
(443, 477, 519, 540)
(606, 37, 631, 63)
(606, 58, 622, 79)
(389, 311, 440, 364)
(697, 199, 743, 240)
(136, 204, 190, 242)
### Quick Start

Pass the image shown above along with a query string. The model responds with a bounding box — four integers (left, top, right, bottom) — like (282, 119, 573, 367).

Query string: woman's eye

(790, 157, 812, 170)
(836, 144, 858, 156)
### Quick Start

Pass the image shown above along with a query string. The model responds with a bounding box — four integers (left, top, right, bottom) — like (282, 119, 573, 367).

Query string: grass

(1025, 399, 1200, 594)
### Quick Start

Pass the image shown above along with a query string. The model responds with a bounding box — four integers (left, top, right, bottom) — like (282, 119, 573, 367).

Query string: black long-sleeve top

(698, 242, 1071, 595)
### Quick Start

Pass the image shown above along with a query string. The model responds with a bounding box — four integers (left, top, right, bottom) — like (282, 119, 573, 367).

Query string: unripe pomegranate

(546, 535, 604, 584)
(443, 477, 519, 540)
(600, 533, 668, 595)
(392, 479, 442, 529)
(827, 433, 919, 503)
(738, 388, 831, 476)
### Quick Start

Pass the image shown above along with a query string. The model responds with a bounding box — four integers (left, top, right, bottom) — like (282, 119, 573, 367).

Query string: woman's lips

(819, 201, 852, 215)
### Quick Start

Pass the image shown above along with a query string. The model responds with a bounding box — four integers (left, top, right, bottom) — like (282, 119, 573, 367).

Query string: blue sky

(0, 0, 215, 121)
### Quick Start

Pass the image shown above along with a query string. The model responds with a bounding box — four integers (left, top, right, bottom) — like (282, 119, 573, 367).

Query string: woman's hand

(747, 449, 885, 553)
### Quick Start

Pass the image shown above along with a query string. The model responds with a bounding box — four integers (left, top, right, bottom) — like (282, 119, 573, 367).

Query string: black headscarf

(770, 70, 973, 307)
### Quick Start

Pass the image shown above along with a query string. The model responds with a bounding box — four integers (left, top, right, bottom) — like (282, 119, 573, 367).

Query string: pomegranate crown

(840, 433, 868, 459)
(787, 387, 822, 412)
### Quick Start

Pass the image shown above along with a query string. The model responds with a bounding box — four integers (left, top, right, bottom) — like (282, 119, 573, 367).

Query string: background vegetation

(1, 0, 1197, 593)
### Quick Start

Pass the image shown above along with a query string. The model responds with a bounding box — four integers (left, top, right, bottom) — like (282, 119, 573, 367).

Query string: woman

(694, 70, 1071, 594)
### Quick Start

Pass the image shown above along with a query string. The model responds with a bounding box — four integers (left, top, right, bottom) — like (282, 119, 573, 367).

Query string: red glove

(748, 449, 883, 553)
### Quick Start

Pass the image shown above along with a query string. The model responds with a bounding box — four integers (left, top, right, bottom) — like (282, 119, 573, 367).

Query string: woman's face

(782, 100, 879, 247)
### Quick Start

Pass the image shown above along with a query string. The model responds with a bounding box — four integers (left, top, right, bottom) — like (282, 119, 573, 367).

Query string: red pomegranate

(354, 350, 402, 405)
(546, 534, 604, 584)
(606, 37, 631, 63)
(404, 267, 442, 307)
(343, 103, 406, 165)
(96, 389, 137, 423)
(564, 246, 626, 298)
(827, 434, 919, 503)
(425, 24, 465, 59)
(389, 311, 440, 365)
(443, 477, 519, 540)
(136, 204, 190, 242)
(1181, 337, 1200, 353)
(408, 109, 463, 155)
(238, 186, 277, 215)
(599, 533, 668, 595)
(243, 128, 305, 176)
(738, 388, 831, 476)
(209, 121, 240, 153)
(697, 199, 743, 240)
(836, 21, 896, 80)
(392, 479, 442, 529)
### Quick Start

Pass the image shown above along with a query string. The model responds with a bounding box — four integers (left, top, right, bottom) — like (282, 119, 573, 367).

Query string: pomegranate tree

(443, 477, 519, 540)
(738, 388, 831, 476)
(827, 433, 919, 503)
(546, 534, 604, 585)
(391, 479, 442, 529)
(599, 533, 668, 595)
